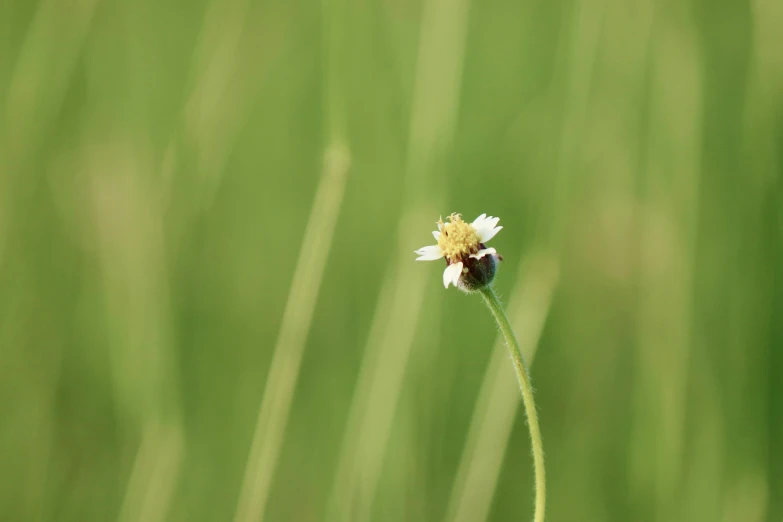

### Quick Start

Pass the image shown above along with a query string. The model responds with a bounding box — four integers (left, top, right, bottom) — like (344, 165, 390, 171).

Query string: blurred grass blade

(179, 0, 253, 209)
(233, 0, 350, 517)
(445, 253, 559, 522)
(2, 0, 100, 157)
(233, 142, 350, 522)
(325, 246, 427, 522)
(118, 423, 184, 522)
(547, 0, 605, 250)
(325, 0, 471, 517)
(0, 0, 100, 267)
(630, 11, 702, 521)
(88, 142, 183, 522)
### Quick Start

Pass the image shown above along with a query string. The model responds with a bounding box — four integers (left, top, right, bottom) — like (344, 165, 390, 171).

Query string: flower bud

(454, 246, 499, 292)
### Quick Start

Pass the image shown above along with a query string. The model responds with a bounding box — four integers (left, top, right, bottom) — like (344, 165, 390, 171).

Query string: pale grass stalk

(749, 0, 783, 94)
(179, 0, 254, 209)
(549, 0, 604, 249)
(3, 0, 100, 157)
(87, 144, 183, 522)
(325, 0, 470, 518)
(118, 423, 184, 522)
(446, 254, 558, 522)
(0, 0, 100, 261)
(325, 243, 428, 522)
(233, 0, 350, 518)
(232, 142, 350, 522)
(159, 0, 277, 213)
(630, 14, 701, 521)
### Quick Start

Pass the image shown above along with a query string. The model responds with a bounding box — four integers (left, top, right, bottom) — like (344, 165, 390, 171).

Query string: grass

(0, 0, 781, 521)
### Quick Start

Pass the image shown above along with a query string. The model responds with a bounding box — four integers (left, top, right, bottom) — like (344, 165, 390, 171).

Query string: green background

(1, 0, 781, 521)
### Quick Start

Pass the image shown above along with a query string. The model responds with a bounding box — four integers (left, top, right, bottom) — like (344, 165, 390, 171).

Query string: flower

(414, 213, 503, 291)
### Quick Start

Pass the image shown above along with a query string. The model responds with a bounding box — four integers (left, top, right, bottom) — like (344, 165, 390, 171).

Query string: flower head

(414, 213, 503, 291)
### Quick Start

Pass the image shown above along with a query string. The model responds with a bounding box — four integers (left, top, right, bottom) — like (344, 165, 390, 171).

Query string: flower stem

(478, 285, 546, 522)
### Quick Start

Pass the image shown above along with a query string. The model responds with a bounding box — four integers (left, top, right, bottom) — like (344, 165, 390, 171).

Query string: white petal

(473, 216, 499, 240)
(469, 247, 497, 260)
(443, 262, 463, 288)
(471, 213, 487, 228)
(454, 262, 466, 285)
(432, 230, 441, 241)
(477, 216, 499, 232)
(415, 245, 443, 261)
(477, 225, 502, 243)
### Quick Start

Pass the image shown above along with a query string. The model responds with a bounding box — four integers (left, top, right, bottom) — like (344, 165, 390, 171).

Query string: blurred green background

(1, 0, 781, 521)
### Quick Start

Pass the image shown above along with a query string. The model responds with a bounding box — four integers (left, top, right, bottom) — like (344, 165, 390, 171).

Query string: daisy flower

(414, 213, 503, 291)
(413, 212, 546, 522)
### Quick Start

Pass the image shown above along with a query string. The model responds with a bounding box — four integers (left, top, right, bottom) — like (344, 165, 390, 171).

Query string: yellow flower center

(437, 213, 480, 262)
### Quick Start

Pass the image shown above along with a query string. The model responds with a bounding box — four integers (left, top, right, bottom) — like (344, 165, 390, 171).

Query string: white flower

(414, 213, 503, 289)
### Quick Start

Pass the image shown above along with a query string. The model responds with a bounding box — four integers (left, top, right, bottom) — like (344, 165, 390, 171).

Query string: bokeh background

(1, 0, 782, 521)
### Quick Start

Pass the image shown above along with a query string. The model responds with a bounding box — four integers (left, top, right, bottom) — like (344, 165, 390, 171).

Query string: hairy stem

(479, 285, 546, 522)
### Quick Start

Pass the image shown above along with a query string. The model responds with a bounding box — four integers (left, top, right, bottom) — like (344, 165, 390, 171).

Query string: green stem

(479, 285, 546, 522)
